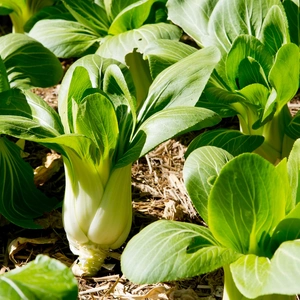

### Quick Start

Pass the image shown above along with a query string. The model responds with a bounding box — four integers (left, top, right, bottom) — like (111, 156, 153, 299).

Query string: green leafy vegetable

(166, 0, 300, 163)
(121, 140, 300, 299)
(0, 47, 221, 276)
(0, 255, 78, 299)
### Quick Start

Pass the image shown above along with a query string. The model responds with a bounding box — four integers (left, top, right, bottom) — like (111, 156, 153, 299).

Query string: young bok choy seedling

(0, 47, 221, 275)
(159, 0, 300, 163)
(122, 140, 300, 299)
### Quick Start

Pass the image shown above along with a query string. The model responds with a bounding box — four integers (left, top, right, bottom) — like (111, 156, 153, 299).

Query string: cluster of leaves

(0, 0, 299, 298)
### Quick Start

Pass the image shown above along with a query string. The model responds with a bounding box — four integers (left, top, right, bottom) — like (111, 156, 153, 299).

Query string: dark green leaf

(186, 129, 264, 157)
(0, 137, 59, 229)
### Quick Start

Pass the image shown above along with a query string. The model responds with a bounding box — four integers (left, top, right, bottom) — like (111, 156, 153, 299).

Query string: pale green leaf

(98, 23, 182, 65)
(62, 0, 109, 35)
(231, 240, 300, 298)
(29, 20, 100, 58)
(209, 153, 286, 255)
(144, 39, 197, 78)
(76, 93, 119, 157)
(184, 146, 233, 223)
(0, 255, 78, 300)
(0, 33, 63, 89)
(268, 43, 300, 112)
(287, 139, 300, 205)
(108, 0, 167, 35)
(121, 220, 239, 283)
(138, 46, 221, 123)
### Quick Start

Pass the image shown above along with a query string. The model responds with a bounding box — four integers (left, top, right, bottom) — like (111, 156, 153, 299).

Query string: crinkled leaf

(231, 240, 300, 298)
(138, 46, 221, 123)
(98, 23, 182, 65)
(0, 137, 59, 229)
(0, 33, 63, 89)
(184, 146, 233, 223)
(0, 255, 78, 300)
(209, 153, 286, 255)
(121, 220, 239, 283)
(186, 129, 264, 158)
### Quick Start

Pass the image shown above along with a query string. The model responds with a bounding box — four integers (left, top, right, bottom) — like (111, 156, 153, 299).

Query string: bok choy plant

(161, 0, 300, 163)
(122, 140, 300, 299)
(29, 0, 183, 105)
(0, 0, 58, 33)
(0, 33, 63, 228)
(0, 46, 221, 275)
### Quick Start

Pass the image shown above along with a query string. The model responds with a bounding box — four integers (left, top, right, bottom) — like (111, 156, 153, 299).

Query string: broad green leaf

(97, 23, 182, 65)
(167, 0, 219, 47)
(29, 20, 100, 58)
(207, 0, 284, 53)
(103, 0, 139, 22)
(186, 129, 264, 158)
(144, 39, 197, 78)
(121, 220, 240, 283)
(260, 5, 290, 55)
(0, 255, 78, 300)
(184, 146, 233, 223)
(286, 111, 300, 140)
(0, 89, 63, 139)
(287, 139, 300, 205)
(108, 0, 167, 35)
(282, 0, 299, 45)
(116, 107, 221, 167)
(24, 3, 74, 33)
(0, 33, 63, 89)
(231, 240, 300, 298)
(137, 46, 221, 123)
(0, 137, 59, 229)
(237, 57, 269, 89)
(268, 43, 299, 112)
(62, 0, 109, 35)
(76, 93, 119, 156)
(270, 202, 300, 252)
(209, 153, 286, 255)
(226, 35, 273, 89)
(0, 56, 10, 93)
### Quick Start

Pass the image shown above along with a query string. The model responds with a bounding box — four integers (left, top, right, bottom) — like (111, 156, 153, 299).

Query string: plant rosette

(121, 140, 300, 299)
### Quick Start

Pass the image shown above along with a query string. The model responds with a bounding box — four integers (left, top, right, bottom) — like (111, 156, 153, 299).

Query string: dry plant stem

(223, 266, 296, 300)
